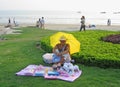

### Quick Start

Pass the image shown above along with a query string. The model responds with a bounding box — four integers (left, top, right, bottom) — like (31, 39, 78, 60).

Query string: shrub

(41, 30, 120, 68)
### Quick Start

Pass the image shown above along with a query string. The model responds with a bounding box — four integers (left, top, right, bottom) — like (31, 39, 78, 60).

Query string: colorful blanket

(16, 64, 82, 82)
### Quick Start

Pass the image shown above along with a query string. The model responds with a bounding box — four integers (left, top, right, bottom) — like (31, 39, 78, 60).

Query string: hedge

(40, 30, 120, 68)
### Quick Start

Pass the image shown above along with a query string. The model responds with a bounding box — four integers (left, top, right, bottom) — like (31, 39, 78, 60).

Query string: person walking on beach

(13, 18, 18, 26)
(8, 18, 11, 24)
(41, 17, 45, 29)
(38, 18, 42, 28)
(6, 18, 12, 28)
(36, 18, 41, 28)
(80, 16, 86, 31)
(36, 20, 39, 28)
(107, 19, 111, 26)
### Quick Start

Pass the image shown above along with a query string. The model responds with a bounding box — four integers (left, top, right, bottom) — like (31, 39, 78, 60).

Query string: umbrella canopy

(50, 32, 80, 54)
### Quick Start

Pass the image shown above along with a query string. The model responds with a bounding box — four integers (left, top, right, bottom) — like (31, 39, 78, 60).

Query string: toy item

(34, 65, 45, 76)
(61, 62, 74, 75)
(48, 71, 60, 76)
(35, 71, 44, 76)
(44, 71, 60, 79)
(58, 69, 69, 77)
(74, 65, 79, 72)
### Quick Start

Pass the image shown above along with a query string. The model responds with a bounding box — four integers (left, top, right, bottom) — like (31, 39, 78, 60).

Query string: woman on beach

(80, 16, 86, 31)
(38, 18, 42, 28)
(52, 36, 71, 68)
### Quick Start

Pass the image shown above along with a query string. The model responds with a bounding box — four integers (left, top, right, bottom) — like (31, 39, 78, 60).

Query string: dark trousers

(80, 25, 85, 31)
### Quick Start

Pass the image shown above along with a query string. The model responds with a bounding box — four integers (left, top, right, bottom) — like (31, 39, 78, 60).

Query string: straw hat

(59, 36, 67, 41)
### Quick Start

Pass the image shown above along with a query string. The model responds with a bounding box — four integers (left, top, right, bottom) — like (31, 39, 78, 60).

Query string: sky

(0, 0, 120, 12)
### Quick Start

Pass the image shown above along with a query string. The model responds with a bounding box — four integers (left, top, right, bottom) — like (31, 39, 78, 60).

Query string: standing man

(41, 17, 45, 29)
(80, 16, 86, 31)
(107, 19, 111, 26)
(8, 18, 12, 28)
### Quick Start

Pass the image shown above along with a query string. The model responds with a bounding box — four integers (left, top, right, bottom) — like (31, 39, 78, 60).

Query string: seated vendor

(52, 36, 71, 68)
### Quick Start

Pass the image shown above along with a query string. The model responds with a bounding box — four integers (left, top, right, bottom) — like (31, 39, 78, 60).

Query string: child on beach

(41, 17, 45, 29)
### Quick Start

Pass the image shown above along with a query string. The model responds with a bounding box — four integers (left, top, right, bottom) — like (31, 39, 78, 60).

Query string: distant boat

(100, 12, 106, 14)
(113, 12, 117, 14)
(113, 12, 120, 14)
(77, 11, 81, 13)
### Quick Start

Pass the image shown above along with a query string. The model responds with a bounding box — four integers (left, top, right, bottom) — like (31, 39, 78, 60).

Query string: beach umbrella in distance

(50, 32, 80, 54)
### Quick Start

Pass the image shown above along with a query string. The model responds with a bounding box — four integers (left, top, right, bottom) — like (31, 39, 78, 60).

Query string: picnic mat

(16, 64, 82, 82)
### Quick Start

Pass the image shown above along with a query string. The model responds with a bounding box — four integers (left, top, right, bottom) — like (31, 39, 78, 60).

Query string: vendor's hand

(54, 52, 59, 56)
(57, 53, 62, 56)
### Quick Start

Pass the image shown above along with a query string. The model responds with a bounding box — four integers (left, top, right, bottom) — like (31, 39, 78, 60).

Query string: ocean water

(0, 10, 120, 25)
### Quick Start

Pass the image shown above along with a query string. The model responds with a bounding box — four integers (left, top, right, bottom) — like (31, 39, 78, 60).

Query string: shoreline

(0, 24, 120, 35)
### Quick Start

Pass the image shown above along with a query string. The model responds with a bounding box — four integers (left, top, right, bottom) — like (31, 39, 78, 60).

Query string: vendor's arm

(52, 44, 59, 54)
(53, 44, 63, 56)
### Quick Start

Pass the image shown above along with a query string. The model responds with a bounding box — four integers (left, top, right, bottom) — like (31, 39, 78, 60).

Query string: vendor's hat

(59, 36, 67, 41)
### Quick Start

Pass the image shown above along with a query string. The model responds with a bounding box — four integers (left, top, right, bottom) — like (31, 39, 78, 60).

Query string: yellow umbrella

(50, 32, 80, 54)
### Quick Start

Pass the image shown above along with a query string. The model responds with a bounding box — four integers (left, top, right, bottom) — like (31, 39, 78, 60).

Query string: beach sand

(45, 24, 120, 31)
(0, 24, 120, 35)
(0, 25, 21, 35)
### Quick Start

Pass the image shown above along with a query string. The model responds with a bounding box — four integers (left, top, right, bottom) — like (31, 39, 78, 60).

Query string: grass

(0, 27, 120, 87)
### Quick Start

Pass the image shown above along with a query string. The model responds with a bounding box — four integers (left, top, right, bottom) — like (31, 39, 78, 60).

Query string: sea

(0, 10, 120, 25)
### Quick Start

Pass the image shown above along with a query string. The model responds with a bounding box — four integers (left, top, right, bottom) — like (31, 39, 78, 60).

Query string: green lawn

(0, 27, 120, 87)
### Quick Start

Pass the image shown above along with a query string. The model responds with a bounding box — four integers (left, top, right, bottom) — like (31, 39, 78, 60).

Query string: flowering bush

(102, 34, 120, 44)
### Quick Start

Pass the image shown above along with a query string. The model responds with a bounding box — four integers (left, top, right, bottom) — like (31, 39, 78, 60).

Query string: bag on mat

(43, 53, 61, 64)
(43, 53, 53, 64)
